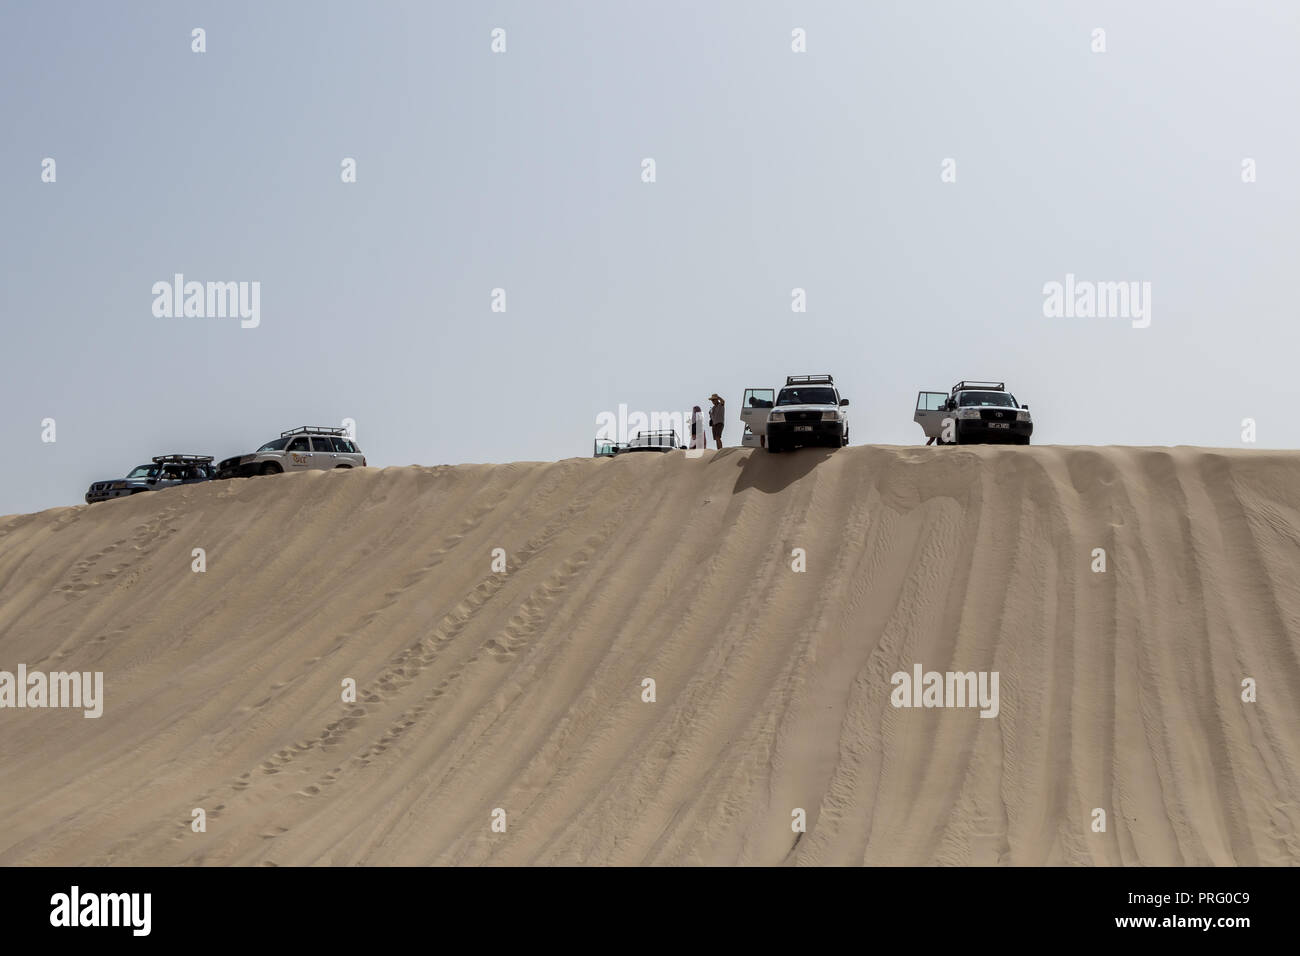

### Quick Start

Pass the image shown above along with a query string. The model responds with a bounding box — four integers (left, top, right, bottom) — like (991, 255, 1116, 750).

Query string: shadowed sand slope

(1, 446, 1298, 865)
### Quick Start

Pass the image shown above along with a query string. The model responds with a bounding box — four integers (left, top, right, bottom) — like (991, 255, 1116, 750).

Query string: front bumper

(767, 420, 844, 446)
(85, 485, 139, 503)
(956, 420, 1033, 444)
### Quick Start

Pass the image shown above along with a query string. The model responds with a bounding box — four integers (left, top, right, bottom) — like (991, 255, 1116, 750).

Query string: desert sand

(1, 445, 1297, 865)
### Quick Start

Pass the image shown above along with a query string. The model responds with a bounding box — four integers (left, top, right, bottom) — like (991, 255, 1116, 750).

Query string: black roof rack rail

(626, 429, 681, 445)
(281, 426, 349, 438)
(151, 454, 214, 464)
(785, 374, 834, 386)
(951, 381, 1005, 394)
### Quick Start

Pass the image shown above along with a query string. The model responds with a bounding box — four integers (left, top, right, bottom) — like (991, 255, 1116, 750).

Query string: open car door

(914, 391, 950, 441)
(740, 387, 775, 437)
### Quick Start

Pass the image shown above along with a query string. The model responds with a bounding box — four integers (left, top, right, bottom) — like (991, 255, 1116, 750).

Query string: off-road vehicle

(620, 429, 683, 453)
(217, 426, 366, 478)
(85, 455, 215, 503)
(593, 430, 684, 456)
(913, 381, 1032, 445)
(740, 375, 849, 453)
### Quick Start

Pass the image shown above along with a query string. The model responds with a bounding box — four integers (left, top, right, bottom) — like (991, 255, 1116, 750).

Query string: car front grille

(979, 409, 1013, 421)
(783, 410, 823, 422)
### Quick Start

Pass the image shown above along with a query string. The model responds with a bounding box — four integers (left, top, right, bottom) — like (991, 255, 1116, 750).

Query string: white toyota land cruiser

(217, 426, 366, 478)
(913, 381, 1033, 445)
(740, 374, 849, 453)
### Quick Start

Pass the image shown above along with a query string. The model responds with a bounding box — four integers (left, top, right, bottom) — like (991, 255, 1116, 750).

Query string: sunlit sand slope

(1, 445, 1297, 865)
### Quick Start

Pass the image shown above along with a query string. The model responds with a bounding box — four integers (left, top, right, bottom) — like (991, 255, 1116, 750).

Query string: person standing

(689, 405, 708, 450)
(708, 393, 725, 449)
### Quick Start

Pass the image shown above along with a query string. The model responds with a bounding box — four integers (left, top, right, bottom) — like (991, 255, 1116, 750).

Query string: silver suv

(217, 426, 366, 478)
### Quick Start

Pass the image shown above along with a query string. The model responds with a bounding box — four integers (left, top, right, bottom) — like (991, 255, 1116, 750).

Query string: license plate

(794, 425, 813, 432)
(988, 422, 1010, 429)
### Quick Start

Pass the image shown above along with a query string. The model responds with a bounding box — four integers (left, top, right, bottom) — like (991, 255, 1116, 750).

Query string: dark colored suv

(85, 455, 216, 503)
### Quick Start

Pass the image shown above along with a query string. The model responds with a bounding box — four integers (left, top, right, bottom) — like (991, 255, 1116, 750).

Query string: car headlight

(1016, 410, 1032, 422)
(768, 411, 785, 422)
(821, 411, 839, 421)
(956, 408, 980, 419)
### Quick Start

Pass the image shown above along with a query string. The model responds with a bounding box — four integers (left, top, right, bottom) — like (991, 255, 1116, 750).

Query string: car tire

(260, 462, 283, 476)
(334, 464, 352, 469)
(767, 439, 782, 453)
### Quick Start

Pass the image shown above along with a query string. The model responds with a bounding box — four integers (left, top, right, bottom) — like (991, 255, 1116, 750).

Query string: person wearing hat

(708, 393, 726, 449)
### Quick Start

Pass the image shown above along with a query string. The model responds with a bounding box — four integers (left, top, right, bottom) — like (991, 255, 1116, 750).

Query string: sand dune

(1, 445, 1298, 865)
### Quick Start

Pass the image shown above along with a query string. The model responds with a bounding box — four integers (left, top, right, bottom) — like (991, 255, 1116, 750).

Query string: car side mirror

(839, 398, 849, 406)
(1021, 404, 1029, 410)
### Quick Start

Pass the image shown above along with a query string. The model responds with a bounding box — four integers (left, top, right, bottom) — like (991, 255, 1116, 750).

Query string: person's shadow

(731, 446, 836, 495)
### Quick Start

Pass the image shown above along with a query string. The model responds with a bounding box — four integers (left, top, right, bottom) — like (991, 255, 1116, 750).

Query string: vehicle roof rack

(281, 426, 348, 438)
(786, 374, 834, 386)
(624, 430, 681, 445)
(951, 381, 1005, 394)
(152, 454, 214, 464)
(617, 429, 684, 452)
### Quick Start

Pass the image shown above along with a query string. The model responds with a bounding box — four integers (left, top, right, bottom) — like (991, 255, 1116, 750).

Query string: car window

(918, 392, 948, 411)
(777, 386, 836, 407)
(287, 437, 310, 451)
(257, 438, 289, 452)
(126, 465, 158, 479)
(743, 388, 774, 409)
(958, 391, 1016, 407)
(310, 436, 336, 452)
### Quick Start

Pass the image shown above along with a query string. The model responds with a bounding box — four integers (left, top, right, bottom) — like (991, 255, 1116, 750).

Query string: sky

(2, 0, 1298, 517)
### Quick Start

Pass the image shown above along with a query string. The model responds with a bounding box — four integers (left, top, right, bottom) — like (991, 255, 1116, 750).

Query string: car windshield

(958, 391, 1016, 407)
(257, 438, 289, 452)
(125, 465, 159, 478)
(777, 386, 836, 407)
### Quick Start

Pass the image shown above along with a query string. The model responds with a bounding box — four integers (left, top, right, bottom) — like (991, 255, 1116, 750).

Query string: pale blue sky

(2, 1, 1298, 516)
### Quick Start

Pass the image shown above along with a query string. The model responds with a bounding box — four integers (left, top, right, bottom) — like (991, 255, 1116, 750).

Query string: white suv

(217, 426, 366, 478)
(740, 374, 849, 453)
(913, 381, 1033, 445)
